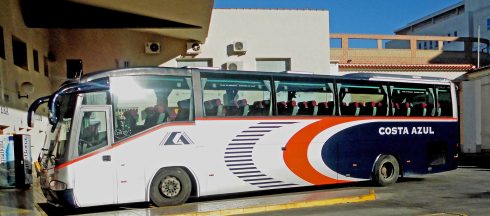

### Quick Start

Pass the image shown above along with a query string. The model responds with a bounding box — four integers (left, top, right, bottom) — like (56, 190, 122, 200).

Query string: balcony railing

(330, 34, 490, 66)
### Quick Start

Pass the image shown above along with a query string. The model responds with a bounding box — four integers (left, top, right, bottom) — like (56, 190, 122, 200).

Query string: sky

(214, 0, 462, 34)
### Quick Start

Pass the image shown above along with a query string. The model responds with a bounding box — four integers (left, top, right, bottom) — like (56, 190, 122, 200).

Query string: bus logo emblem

(161, 132, 194, 145)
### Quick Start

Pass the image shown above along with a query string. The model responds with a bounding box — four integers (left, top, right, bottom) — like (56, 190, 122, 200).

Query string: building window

(176, 58, 212, 68)
(0, 26, 5, 59)
(453, 31, 458, 37)
(12, 37, 28, 69)
(256, 58, 291, 72)
(66, 59, 83, 78)
(33, 50, 39, 72)
(44, 56, 49, 77)
(487, 19, 490, 30)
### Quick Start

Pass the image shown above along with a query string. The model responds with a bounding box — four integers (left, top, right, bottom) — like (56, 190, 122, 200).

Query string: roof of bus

(80, 67, 452, 85)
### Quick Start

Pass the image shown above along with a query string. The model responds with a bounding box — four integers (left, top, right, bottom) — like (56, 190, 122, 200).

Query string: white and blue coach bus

(28, 67, 458, 208)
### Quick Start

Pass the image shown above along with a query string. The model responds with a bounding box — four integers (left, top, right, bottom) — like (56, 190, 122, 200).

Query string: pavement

(0, 177, 375, 216)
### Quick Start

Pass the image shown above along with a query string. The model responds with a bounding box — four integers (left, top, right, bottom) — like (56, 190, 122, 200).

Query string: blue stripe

(233, 171, 260, 174)
(237, 134, 264, 137)
(232, 138, 259, 141)
(226, 163, 255, 167)
(250, 181, 283, 185)
(229, 167, 257, 171)
(244, 178, 273, 182)
(224, 151, 252, 154)
(226, 147, 253, 150)
(237, 174, 266, 178)
(258, 122, 297, 125)
(224, 155, 252, 158)
(228, 143, 255, 146)
(225, 159, 253, 163)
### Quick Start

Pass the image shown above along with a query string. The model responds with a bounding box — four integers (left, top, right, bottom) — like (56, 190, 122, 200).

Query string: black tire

(373, 155, 400, 186)
(149, 167, 192, 206)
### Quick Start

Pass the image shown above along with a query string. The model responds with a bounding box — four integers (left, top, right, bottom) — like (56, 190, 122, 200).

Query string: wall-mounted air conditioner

(232, 41, 247, 53)
(145, 42, 161, 54)
(225, 61, 243, 70)
(186, 42, 202, 55)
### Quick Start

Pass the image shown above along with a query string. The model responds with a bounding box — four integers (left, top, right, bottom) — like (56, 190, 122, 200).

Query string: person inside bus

(143, 104, 168, 129)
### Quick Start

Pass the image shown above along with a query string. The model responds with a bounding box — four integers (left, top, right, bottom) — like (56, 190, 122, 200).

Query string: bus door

(73, 105, 116, 206)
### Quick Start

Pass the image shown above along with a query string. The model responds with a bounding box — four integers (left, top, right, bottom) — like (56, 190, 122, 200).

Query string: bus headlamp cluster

(49, 180, 67, 191)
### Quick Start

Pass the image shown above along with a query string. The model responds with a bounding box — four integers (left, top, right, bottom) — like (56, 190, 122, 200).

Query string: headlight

(49, 180, 67, 191)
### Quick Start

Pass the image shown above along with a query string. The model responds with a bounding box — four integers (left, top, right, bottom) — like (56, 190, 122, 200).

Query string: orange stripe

(197, 116, 457, 121)
(55, 122, 194, 170)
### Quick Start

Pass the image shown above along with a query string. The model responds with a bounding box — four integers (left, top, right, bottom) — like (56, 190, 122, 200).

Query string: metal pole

(478, 25, 481, 68)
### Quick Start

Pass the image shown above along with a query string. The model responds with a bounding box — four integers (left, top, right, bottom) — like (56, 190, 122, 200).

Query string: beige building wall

(162, 9, 331, 74)
(48, 29, 188, 87)
(0, 0, 51, 157)
(0, 0, 193, 158)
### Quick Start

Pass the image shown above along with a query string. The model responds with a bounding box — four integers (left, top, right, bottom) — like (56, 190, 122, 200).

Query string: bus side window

(79, 111, 108, 156)
(111, 76, 193, 142)
(337, 82, 388, 116)
(273, 79, 335, 116)
(201, 76, 272, 117)
(436, 85, 452, 117)
(390, 84, 435, 117)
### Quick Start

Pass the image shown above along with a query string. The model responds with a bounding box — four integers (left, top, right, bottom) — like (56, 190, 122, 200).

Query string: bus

(28, 67, 459, 208)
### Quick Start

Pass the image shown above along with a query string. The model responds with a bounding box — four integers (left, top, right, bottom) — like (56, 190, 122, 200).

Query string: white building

(395, 0, 490, 154)
(162, 9, 331, 74)
(396, 0, 490, 53)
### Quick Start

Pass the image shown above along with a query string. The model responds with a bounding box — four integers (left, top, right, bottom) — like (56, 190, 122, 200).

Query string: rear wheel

(150, 167, 192, 206)
(373, 155, 399, 186)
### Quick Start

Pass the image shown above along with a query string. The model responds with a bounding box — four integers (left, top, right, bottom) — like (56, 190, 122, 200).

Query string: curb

(167, 189, 376, 216)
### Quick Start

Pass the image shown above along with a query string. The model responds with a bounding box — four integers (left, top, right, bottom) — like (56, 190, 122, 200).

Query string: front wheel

(150, 167, 192, 206)
(373, 155, 400, 186)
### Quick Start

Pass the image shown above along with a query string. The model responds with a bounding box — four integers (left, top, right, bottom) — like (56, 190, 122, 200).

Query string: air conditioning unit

(225, 61, 243, 70)
(233, 41, 247, 53)
(145, 42, 161, 54)
(186, 42, 202, 55)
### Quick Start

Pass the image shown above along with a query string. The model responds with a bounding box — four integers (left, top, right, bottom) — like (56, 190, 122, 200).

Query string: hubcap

(160, 176, 181, 198)
(381, 162, 394, 179)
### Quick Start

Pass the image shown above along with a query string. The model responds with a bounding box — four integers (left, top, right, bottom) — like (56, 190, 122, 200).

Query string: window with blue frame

(487, 18, 490, 30)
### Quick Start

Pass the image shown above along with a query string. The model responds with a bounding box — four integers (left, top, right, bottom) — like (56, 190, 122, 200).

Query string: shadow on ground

(459, 155, 490, 169)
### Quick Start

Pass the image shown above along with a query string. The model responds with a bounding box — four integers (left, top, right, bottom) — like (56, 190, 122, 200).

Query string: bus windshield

(45, 94, 77, 165)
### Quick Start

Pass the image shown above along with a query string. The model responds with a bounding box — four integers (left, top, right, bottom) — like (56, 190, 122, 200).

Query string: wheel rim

(380, 162, 395, 179)
(160, 176, 181, 198)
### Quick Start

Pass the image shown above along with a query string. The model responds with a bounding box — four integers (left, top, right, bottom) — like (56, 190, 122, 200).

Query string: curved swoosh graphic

(283, 117, 367, 185)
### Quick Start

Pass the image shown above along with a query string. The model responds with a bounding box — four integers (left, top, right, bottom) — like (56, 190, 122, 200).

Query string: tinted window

(436, 85, 452, 117)
(390, 84, 435, 117)
(274, 78, 335, 116)
(201, 74, 272, 117)
(111, 76, 193, 141)
(338, 81, 388, 116)
(79, 111, 108, 156)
